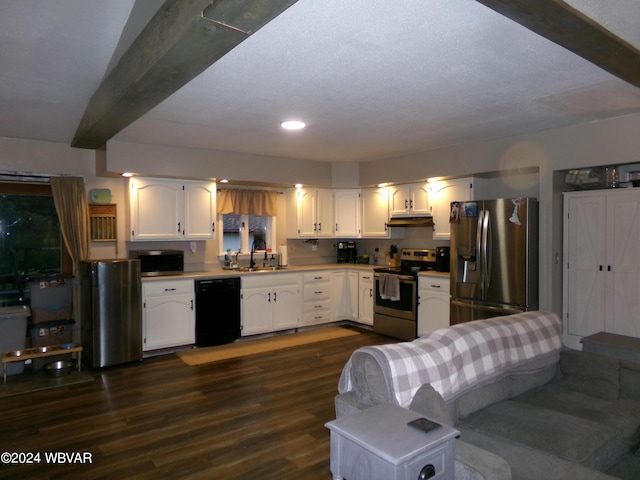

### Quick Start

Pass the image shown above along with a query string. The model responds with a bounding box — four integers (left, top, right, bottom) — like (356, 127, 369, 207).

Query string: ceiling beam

(72, 0, 299, 149)
(475, 0, 640, 89)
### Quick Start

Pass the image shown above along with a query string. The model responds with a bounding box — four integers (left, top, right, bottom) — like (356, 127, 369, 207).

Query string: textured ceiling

(1, 0, 640, 164)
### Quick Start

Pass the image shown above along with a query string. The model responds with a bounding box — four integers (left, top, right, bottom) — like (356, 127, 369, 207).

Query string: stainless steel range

(373, 248, 437, 340)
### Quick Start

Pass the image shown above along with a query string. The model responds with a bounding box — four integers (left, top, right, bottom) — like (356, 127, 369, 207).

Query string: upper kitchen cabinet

(334, 189, 361, 237)
(361, 187, 390, 237)
(127, 177, 216, 241)
(288, 188, 334, 238)
(388, 183, 430, 217)
(428, 178, 474, 240)
(182, 181, 217, 239)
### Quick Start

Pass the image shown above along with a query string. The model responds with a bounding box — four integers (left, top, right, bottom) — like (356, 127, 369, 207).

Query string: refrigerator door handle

(451, 299, 524, 315)
(483, 209, 491, 292)
(476, 210, 485, 295)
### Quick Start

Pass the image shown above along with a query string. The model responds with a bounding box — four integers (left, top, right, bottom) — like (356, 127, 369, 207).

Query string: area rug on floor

(177, 327, 361, 366)
(0, 368, 94, 398)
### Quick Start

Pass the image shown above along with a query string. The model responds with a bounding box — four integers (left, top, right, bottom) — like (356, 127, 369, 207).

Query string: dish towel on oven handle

(379, 273, 400, 301)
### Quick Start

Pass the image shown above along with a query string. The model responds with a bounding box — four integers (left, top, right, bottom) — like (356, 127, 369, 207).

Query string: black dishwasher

(195, 277, 241, 347)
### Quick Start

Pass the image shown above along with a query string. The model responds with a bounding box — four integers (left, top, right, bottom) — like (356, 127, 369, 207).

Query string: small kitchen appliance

(129, 250, 184, 276)
(435, 246, 450, 272)
(337, 241, 357, 263)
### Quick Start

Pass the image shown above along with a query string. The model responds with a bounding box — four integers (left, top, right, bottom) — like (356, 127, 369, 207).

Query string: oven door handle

(374, 273, 415, 282)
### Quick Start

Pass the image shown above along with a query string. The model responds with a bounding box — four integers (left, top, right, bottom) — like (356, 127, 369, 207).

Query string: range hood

(386, 217, 434, 228)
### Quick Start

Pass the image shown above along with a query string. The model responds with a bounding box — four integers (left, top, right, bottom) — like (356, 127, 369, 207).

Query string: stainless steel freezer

(79, 259, 142, 368)
(449, 198, 538, 324)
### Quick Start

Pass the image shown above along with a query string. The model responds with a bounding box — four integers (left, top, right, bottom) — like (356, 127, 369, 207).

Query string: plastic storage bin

(28, 275, 73, 323)
(0, 305, 30, 375)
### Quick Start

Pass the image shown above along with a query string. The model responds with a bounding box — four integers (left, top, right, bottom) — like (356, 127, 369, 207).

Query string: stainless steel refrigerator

(449, 198, 538, 324)
(78, 259, 142, 368)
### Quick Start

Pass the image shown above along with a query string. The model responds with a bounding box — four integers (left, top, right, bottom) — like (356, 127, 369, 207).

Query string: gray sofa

(335, 311, 640, 479)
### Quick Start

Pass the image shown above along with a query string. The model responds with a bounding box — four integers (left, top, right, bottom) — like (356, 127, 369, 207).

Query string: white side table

(325, 404, 459, 480)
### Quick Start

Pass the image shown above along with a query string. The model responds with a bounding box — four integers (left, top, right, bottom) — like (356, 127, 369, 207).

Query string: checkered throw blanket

(339, 311, 562, 406)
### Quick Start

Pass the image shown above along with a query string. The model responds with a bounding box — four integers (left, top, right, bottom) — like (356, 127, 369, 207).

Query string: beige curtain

(217, 189, 278, 216)
(50, 176, 91, 276)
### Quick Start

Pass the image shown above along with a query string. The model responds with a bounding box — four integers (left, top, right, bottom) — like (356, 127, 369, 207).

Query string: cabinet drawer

(303, 272, 330, 283)
(303, 283, 331, 301)
(302, 309, 332, 325)
(419, 275, 450, 294)
(143, 279, 194, 296)
(303, 299, 331, 313)
(242, 273, 299, 289)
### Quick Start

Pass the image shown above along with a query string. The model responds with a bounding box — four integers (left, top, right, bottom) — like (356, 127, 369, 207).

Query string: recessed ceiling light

(219, 179, 229, 183)
(281, 120, 306, 130)
(294, 183, 304, 189)
(122, 172, 133, 177)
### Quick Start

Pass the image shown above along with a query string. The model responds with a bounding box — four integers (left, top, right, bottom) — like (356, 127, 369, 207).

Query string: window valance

(217, 189, 278, 216)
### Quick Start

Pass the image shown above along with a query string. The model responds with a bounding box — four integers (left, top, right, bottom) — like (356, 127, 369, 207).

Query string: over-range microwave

(129, 250, 184, 276)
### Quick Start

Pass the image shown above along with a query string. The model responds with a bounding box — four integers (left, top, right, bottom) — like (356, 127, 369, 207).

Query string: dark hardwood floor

(0, 327, 392, 480)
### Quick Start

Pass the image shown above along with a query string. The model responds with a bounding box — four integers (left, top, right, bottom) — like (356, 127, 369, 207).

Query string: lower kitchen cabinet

(332, 271, 359, 321)
(241, 273, 300, 336)
(142, 279, 195, 351)
(417, 274, 450, 336)
(301, 271, 333, 326)
(358, 272, 374, 326)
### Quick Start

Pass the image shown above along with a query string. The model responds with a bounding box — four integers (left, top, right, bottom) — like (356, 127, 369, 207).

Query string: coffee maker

(337, 241, 357, 263)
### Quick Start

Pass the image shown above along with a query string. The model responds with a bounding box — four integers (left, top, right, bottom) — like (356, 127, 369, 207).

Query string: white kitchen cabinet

(128, 177, 216, 241)
(428, 178, 474, 240)
(334, 190, 361, 237)
(294, 188, 334, 238)
(332, 271, 359, 321)
(361, 187, 392, 238)
(301, 271, 333, 326)
(563, 189, 640, 348)
(142, 279, 195, 351)
(358, 272, 374, 326)
(417, 274, 450, 337)
(128, 178, 183, 241)
(389, 183, 430, 217)
(182, 180, 217, 239)
(241, 273, 300, 336)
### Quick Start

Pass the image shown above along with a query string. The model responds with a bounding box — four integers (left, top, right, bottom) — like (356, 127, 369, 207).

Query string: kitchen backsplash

(286, 226, 450, 266)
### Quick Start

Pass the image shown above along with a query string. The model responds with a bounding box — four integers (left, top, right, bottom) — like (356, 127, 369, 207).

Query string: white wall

(103, 140, 334, 187)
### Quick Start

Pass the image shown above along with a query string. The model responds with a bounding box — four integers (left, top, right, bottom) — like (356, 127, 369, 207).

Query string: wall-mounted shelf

(89, 203, 117, 242)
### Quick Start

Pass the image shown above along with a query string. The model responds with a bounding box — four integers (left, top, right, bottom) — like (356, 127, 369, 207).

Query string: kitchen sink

(236, 266, 288, 272)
